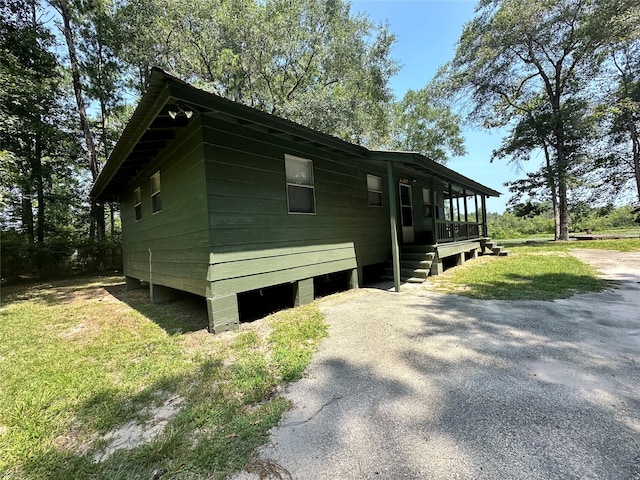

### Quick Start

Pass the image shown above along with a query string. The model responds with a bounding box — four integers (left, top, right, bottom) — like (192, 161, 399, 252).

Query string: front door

(399, 183, 414, 243)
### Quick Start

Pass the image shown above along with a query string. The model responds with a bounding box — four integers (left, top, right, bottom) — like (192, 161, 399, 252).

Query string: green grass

(502, 236, 640, 253)
(427, 237, 640, 300)
(0, 277, 327, 480)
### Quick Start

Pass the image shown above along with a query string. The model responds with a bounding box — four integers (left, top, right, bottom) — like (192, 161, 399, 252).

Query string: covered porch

(371, 151, 502, 291)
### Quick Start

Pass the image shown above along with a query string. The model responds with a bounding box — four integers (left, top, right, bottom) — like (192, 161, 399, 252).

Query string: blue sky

(351, 0, 534, 213)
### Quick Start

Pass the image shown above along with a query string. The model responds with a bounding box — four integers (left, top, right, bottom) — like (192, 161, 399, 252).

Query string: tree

(117, 0, 398, 146)
(1, 0, 88, 275)
(443, 0, 637, 239)
(388, 86, 466, 164)
(597, 39, 640, 204)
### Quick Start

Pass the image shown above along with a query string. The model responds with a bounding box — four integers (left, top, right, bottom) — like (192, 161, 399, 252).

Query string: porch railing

(436, 221, 484, 243)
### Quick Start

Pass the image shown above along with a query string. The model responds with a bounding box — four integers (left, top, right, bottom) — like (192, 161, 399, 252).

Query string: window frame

(134, 186, 142, 221)
(366, 174, 383, 207)
(285, 154, 316, 215)
(150, 170, 161, 214)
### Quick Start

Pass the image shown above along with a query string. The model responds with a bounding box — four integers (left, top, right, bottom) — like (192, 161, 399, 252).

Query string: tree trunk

(542, 141, 560, 240)
(22, 194, 35, 245)
(57, 0, 106, 265)
(34, 131, 45, 244)
(558, 176, 569, 240)
(630, 123, 640, 205)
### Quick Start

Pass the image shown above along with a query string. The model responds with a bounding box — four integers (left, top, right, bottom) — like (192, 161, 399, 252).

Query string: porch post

(474, 194, 479, 223)
(481, 195, 488, 237)
(463, 189, 469, 239)
(430, 177, 437, 244)
(387, 161, 401, 293)
(448, 183, 455, 242)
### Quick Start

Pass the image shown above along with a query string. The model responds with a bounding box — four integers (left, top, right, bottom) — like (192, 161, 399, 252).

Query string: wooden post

(481, 195, 488, 237)
(474, 193, 480, 235)
(448, 184, 455, 242)
(463, 189, 469, 239)
(387, 161, 401, 293)
(430, 178, 437, 244)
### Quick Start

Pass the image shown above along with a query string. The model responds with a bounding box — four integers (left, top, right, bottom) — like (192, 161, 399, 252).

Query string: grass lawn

(428, 237, 640, 300)
(0, 277, 327, 480)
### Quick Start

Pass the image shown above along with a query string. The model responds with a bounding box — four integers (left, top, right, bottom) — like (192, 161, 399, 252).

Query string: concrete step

(491, 245, 504, 255)
(401, 252, 436, 262)
(497, 250, 510, 256)
(384, 267, 430, 279)
(401, 245, 436, 254)
(400, 259, 433, 270)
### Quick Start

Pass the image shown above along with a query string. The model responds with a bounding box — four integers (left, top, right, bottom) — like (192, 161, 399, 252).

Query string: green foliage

(118, 0, 399, 145)
(488, 204, 639, 239)
(0, 277, 327, 479)
(442, 0, 640, 239)
(388, 86, 466, 163)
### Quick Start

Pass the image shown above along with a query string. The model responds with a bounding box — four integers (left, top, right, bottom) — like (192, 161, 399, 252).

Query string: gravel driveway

(234, 249, 640, 479)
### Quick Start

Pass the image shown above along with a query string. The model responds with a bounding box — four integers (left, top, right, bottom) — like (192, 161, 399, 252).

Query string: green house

(91, 69, 500, 333)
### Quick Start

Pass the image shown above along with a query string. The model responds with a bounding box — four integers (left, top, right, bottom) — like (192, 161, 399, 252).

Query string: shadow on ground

(104, 283, 208, 334)
(237, 280, 640, 479)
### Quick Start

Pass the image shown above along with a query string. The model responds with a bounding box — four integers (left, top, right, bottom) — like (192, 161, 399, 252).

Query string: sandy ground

(232, 249, 640, 480)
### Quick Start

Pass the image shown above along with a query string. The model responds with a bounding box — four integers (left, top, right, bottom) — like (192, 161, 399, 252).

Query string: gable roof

(91, 68, 500, 201)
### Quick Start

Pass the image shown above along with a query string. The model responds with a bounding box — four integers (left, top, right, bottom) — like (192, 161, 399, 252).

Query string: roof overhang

(368, 151, 501, 197)
(91, 68, 500, 202)
(90, 68, 368, 202)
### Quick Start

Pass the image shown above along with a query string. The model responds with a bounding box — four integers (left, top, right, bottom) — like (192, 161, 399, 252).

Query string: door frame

(399, 183, 415, 243)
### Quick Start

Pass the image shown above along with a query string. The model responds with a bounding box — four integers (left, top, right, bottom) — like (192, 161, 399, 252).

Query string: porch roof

(369, 151, 501, 197)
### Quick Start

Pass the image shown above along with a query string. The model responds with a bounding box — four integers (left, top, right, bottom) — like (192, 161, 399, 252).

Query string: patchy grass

(429, 249, 610, 300)
(0, 277, 327, 480)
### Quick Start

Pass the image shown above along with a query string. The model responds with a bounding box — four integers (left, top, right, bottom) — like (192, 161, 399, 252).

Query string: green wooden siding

(202, 115, 390, 295)
(120, 120, 210, 296)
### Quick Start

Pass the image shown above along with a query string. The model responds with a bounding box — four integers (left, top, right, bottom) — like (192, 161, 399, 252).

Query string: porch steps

(381, 246, 435, 284)
(482, 239, 510, 256)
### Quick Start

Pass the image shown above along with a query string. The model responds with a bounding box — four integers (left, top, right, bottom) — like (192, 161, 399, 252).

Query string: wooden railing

(436, 221, 483, 243)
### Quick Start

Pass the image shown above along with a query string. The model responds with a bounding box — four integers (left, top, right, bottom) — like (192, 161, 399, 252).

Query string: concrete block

(125, 276, 141, 291)
(294, 278, 314, 306)
(206, 294, 239, 334)
(151, 283, 177, 304)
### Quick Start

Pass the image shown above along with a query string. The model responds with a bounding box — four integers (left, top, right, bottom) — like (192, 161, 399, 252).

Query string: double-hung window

(134, 187, 142, 221)
(150, 171, 161, 214)
(367, 174, 383, 207)
(285, 154, 315, 214)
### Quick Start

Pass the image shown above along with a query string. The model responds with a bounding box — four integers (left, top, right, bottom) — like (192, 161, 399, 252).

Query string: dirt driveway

(234, 250, 640, 479)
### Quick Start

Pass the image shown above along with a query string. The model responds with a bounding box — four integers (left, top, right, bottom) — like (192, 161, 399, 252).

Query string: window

(285, 154, 315, 214)
(134, 187, 142, 221)
(422, 188, 432, 218)
(367, 174, 383, 207)
(150, 171, 161, 214)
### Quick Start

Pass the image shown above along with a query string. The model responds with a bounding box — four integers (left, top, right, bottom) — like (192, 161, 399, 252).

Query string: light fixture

(167, 104, 195, 120)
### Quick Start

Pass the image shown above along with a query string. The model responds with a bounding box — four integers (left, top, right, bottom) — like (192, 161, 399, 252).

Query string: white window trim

(285, 154, 316, 215)
(367, 174, 383, 207)
(134, 186, 142, 221)
(150, 170, 161, 214)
